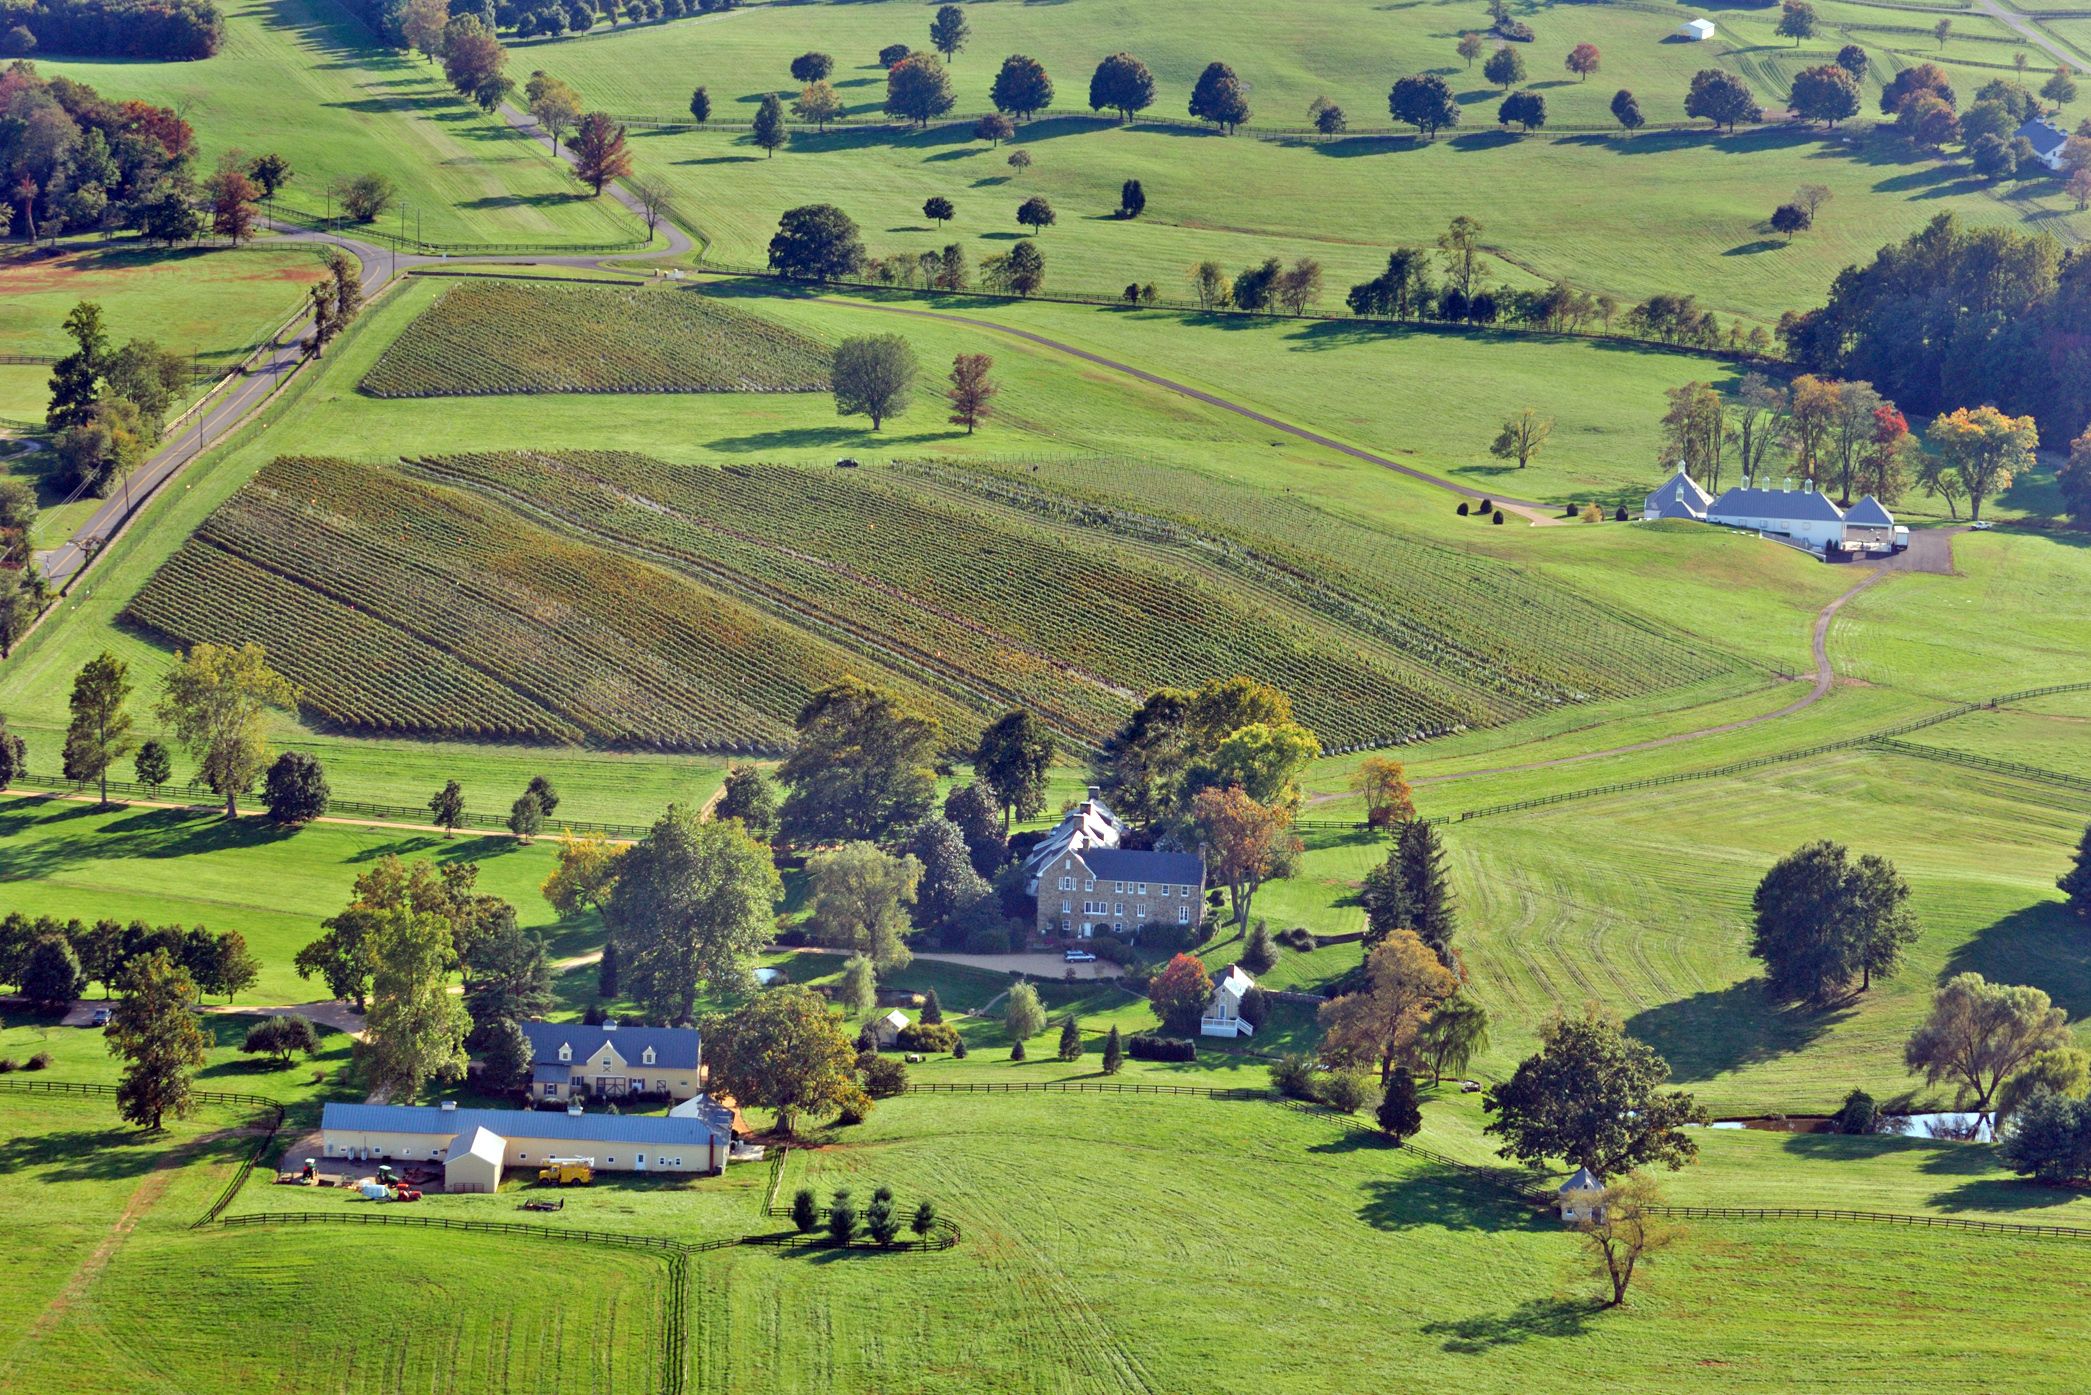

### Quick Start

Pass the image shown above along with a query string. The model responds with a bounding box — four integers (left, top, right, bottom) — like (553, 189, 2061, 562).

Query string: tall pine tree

(1397, 820, 1457, 956)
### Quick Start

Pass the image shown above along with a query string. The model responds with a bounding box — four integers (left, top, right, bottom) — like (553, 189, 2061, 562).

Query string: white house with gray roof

(1643, 465, 1904, 557)
(2014, 118, 2070, 173)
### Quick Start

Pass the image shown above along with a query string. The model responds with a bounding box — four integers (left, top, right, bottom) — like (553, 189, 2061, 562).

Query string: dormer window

(643, 1047, 656, 1066)
(557, 1043, 571, 1062)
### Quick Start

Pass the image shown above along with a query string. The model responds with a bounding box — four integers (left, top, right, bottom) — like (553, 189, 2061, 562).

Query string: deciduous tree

(1566, 42, 1600, 81)
(1610, 87, 1644, 132)
(778, 677, 940, 843)
(63, 651, 133, 806)
(974, 708, 1052, 827)
(1148, 953, 1214, 1036)
(1490, 407, 1553, 469)
(107, 949, 207, 1130)
(808, 841, 921, 970)
(1350, 755, 1415, 829)
(262, 750, 330, 826)
(1187, 785, 1300, 927)
(1686, 68, 1762, 131)
(1415, 992, 1491, 1085)
(1579, 1173, 1680, 1305)
(526, 70, 582, 154)
(1905, 973, 2072, 1113)
(752, 92, 788, 157)
(154, 643, 297, 817)
(1777, 0, 1817, 45)
(605, 805, 781, 1021)
(830, 333, 918, 430)
(1188, 60, 1250, 133)
(1004, 979, 1046, 1041)
(1089, 52, 1156, 122)
(1318, 930, 1457, 1081)
(928, 4, 967, 62)
(1484, 1007, 1706, 1174)
(1483, 44, 1525, 91)
(886, 52, 956, 126)
(2060, 820, 2091, 916)
(991, 54, 1054, 121)
(1926, 404, 2037, 520)
(946, 352, 996, 433)
(1750, 841, 1919, 1002)
(570, 113, 632, 194)
(704, 986, 859, 1136)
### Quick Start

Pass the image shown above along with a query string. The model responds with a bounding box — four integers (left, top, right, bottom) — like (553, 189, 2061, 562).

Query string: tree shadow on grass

(1421, 1297, 1605, 1353)
(1724, 239, 1787, 256)
(1356, 1172, 1542, 1233)
(0, 1124, 193, 1184)
(0, 802, 297, 885)
(1624, 979, 1849, 1085)
(704, 426, 965, 453)
(1944, 902, 2091, 1023)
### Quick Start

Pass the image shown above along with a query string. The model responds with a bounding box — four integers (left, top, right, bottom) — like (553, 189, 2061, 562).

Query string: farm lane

(1970, 0, 2085, 69)
(808, 294, 1566, 525)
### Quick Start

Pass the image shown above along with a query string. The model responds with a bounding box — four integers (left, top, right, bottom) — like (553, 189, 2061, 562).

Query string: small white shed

(870, 1009, 911, 1048)
(1679, 17, 1716, 40)
(443, 1125, 506, 1194)
(1558, 1167, 1606, 1223)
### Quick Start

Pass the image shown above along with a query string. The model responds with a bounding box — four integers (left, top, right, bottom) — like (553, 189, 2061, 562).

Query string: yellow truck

(537, 1157, 595, 1186)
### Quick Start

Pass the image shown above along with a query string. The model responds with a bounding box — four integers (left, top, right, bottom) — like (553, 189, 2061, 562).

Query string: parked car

(89, 1008, 111, 1027)
(1063, 949, 1097, 963)
(1970, 520, 1994, 530)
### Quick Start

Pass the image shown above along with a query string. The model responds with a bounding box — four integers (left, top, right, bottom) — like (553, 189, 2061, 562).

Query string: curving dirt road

(815, 296, 1565, 525)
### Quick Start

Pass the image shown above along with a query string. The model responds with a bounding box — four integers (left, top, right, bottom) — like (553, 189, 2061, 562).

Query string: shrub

(1134, 920, 1201, 956)
(1239, 986, 1270, 1029)
(895, 1022, 959, 1053)
(1580, 503, 1604, 523)
(1010, 1040, 1026, 1061)
(826, 1189, 857, 1243)
(1319, 1071, 1374, 1114)
(791, 1187, 819, 1232)
(859, 1051, 909, 1098)
(835, 1089, 873, 1125)
(1457, 501, 1470, 516)
(1127, 1033, 1196, 1063)
(0, 1058, 15, 1074)
(1492, 510, 1505, 525)
(1615, 504, 1630, 522)
(1833, 1088, 1879, 1135)
(1278, 927, 1316, 952)
(25, 1051, 52, 1071)
(1270, 1050, 1319, 1100)
(962, 927, 1011, 955)
(952, 1035, 968, 1059)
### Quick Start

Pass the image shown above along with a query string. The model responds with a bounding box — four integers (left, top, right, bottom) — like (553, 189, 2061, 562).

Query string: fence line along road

(1651, 1205, 2091, 1242)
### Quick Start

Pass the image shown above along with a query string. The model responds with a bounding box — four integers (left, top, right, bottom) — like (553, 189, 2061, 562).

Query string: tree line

(0, 910, 257, 1007)
(0, 0, 221, 62)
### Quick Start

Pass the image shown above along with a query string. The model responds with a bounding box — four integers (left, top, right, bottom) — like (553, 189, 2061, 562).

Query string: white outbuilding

(442, 1125, 506, 1194)
(1558, 1167, 1606, 1223)
(870, 1009, 911, 1047)
(1679, 17, 1717, 40)
(1200, 963, 1259, 1038)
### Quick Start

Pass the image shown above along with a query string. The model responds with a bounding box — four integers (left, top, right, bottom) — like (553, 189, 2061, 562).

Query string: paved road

(1971, 0, 2084, 69)
(816, 296, 1565, 526)
(30, 104, 692, 599)
(782, 944, 1127, 981)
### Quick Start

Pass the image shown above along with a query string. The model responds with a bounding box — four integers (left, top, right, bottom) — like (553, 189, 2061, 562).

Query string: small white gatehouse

(1200, 963, 1258, 1038)
(1679, 17, 1717, 40)
(1558, 1167, 1606, 1223)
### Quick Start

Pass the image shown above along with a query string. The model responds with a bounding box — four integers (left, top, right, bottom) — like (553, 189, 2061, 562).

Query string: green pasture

(32, 0, 647, 250)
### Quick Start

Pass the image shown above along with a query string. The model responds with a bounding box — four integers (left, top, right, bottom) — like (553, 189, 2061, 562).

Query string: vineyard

(358, 281, 832, 398)
(126, 450, 1738, 754)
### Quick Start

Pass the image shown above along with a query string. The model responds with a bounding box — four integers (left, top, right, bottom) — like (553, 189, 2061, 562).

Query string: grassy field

(31, 0, 648, 250)
(526, 0, 2091, 323)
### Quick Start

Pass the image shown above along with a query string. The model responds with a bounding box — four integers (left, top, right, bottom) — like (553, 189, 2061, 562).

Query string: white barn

(1200, 963, 1258, 1038)
(2014, 118, 2070, 173)
(320, 1100, 735, 1181)
(1642, 465, 1904, 558)
(1679, 17, 1716, 40)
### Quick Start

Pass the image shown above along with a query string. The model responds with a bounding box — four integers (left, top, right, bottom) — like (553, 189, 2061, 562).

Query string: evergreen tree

(1102, 1024, 1124, 1075)
(752, 92, 787, 157)
(1058, 1015, 1083, 1061)
(921, 987, 944, 1024)
(597, 936, 620, 999)
(1397, 821, 1457, 955)
(1377, 1067, 1423, 1141)
(826, 1188, 857, 1243)
(1242, 920, 1278, 973)
(791, 1186, 820, 1232)
(2060, 822, 2091, 919)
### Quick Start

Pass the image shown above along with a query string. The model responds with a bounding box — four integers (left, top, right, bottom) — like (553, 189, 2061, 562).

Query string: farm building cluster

(1025, 787, 1209, 940)
(1643, 465, 1905, 559)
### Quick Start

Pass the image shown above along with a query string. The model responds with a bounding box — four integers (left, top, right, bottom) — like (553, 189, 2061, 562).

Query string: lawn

(31, 0, 648, 251)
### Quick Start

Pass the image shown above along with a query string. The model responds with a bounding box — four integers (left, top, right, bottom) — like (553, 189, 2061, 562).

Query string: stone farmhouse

(1026, 787, 1207, 940)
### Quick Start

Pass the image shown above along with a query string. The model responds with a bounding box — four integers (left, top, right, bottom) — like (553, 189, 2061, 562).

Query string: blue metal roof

(321, 1102, 728, 1147)
(1708, 487, 1845, 524)
(1844, 495, 1895, 527)
(522, 1021, 700, 1071)
(1079, 847, 1204, 884)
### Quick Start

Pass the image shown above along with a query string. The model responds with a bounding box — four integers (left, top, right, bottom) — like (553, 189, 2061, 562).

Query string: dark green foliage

(826, 1188, 857, 1243)
(1685, 68, 1763, 131)
(715, 765, 779, 843)
(1187, 60, 1250, 132)
(942, 784, 1007, 876)
(865, 1190, 900, 1246)
(133, 739, 172, 791)
(597, 937, 619, 999)
(911, 1198, 936, 1237)
(910, 817, 994, 928)
(1015, 195, 1055, 234)
(1484, 1009, 1706, 1175)
(525, 775, 559, 816)
(1750, 841, 1920, 1002)
(477, 1015, 534, 1090)
(21, 935, 83, 1007)
(895, 1021, 959, 1052)
(1319, 1072, 1372, 1114)
(429, 780, 466, 833)
(1058, 1016, 1082, 1061)
(1482, 45, 1524, 90)
(1127, 1033, 1195, 1062)
(1102, 1024, 1124, 1075)
(1497, 90, 1545, 131)
(885, 52, 956, 126)
(791, 1187, 819, 1232)
(789, 51, 832, 83)
(1389, 73, 1459, 137)
(240, 1013, 319, 1065)
(1088, 51, 1155, 121)
(751, 92, 788, 157)
(878, 42, 911, 68)
(830, 333, 919, 430)
(928, 3, 966, 61)
(688, 86, 711, 123)
(1833, 1088, 1879, 1135)
(1119, 179, 1145, 218)
(263, 751, 330, 825)
(1009, 1039, 1026, 1062)
(952, 1035, 968, 1060)
(920, 987, 943, 1025)
(859, 1051, 909, 1098)
(1396, 820, 1457, 955)
(974, 709, 1055, 829)
(1610, 88, 1643, 131)
(1998, 1091, 2091, 1184)
(779, 678, 938, 843)
(991, 53, 1053, 119)
(1377, 1068, 1423, 1140)
(1242, 920, 1278, 974)
(2061, 823, 2091, 918)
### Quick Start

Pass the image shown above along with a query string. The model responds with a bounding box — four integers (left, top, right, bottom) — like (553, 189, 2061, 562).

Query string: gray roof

(1644, 466, 1712, 517)
(1707, 486, 1845, 524)
(1079, 846, 1204, 884)
(534, 1063, 571, 1083)
(322, 1101, 729, 1148)
(1844, 495, 1894, 527)
(2016, 118, 2068, 157)
(1560, 1166, 1604, 1193)
(522, 1021, 699, 1071)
